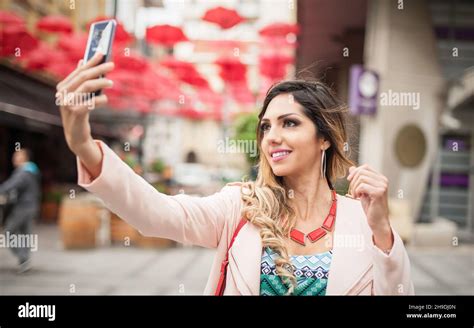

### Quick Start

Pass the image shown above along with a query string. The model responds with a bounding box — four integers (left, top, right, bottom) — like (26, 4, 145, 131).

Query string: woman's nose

(265, 126, 282, 145)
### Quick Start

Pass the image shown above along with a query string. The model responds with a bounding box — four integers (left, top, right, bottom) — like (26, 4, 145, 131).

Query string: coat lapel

(326, 195, 373, 295)
(228, 221, 262, 295)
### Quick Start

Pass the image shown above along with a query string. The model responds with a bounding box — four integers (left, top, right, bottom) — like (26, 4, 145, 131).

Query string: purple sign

(444, 139, 466, 151)
(349, 65, 379, 116)
(440, 174, 469, 188)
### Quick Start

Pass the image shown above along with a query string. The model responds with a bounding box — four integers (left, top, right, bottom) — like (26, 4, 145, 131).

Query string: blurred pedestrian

(0, 148, 41, 273)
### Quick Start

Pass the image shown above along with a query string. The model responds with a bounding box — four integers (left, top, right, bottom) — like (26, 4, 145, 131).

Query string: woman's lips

(271, 151, 292, 163)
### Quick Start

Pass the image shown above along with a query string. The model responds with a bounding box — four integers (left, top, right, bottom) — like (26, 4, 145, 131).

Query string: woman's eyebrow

(261, 113, 301, 122)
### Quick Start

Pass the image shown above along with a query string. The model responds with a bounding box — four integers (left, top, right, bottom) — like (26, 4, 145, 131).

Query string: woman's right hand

(56, 52, 115, 178)
(56, 52, 114, 153)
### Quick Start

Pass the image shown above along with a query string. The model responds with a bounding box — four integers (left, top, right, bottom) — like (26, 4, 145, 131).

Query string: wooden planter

(58, 195, 107, 249)
(110, 213, 139, 245)
(135, 234, 175, 248)
(109, 213, 175, 248)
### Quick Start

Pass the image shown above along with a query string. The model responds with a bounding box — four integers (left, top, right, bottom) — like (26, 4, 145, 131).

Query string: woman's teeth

(272, 151, 291, 158)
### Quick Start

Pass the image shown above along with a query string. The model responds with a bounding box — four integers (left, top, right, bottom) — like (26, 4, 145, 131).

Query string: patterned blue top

(260, 247, 332, 296)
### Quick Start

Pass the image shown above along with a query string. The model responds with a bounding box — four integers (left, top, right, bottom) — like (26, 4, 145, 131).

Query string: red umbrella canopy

(147, 65, 184, 101)
(87, 16, 133, 45)
(36, 15, 73, 34)
(228, 81, 255, 104)
(115, 51, 149, 72)
(104, 69, 154, 113)
(0, 25, 38, 57)
(106, 69, 150, 98)
(259, 22, 299, 38)
(145, 24, 188, 47)
(202, 6, 244, 29)
(179, 107, 208, 120)
(198, 88, 224, 119)
(259, 54, 293, 80)
(57, 32, 88, 62)
(105, 64, 185, 113)
(0, 10, 25, 26)
(160, 57, 210, 89)
(19, 41, 69, 72)
(46, 59, 77, 79)
(215, 57, 247, 83)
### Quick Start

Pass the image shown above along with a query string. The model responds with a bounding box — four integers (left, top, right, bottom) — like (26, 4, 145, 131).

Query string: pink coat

(77, 140, 415, 295)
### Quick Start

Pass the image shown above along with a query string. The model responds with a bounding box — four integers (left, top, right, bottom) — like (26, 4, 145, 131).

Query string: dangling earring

(320, 149, 326, 179)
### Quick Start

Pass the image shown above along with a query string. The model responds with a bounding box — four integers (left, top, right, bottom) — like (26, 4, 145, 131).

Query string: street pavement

(0, 223, 472, 295)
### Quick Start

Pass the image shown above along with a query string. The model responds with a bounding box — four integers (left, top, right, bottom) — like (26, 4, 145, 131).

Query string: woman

(56, 52, 414, 296)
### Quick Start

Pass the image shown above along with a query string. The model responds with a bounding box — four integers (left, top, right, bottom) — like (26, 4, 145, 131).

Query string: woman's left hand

(346, 164, 391, 234)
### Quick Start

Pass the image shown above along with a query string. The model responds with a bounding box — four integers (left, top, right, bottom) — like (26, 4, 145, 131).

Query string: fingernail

(107, 80, 113, 86)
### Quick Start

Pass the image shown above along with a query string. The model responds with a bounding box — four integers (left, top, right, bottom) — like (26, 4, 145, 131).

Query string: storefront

(296, 0, 473, 242)
(0, 61, 120, 223)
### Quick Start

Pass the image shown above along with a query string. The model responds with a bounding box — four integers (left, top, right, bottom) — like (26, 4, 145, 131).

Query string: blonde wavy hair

(239, 80, 354, 295)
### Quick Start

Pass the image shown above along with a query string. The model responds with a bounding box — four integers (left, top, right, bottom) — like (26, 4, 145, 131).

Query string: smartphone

(83, 19, 116, 96)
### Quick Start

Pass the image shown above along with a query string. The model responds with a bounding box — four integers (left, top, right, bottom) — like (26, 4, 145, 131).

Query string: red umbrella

(202, 6, 244, 29)
(10, 40, 75, 79)
(160, 57, 209, 89)
(104, 69, 154, 113)
(145, 66, 183, 101)
(21, 42, 66, 71)
(105, 65, 184, 112)
(0, 25, 38, 57)
(0, 10, 25, 26)
(261, 35, 298, 48)
(179, 107, 207, 120)
(182, 73, 209, 89)
(259, 54, 293, 80)
(228, 81, 254, 104)
(259, 22, 299, 38)
(145, 24, 188, 47)
(36, 15, 73, 34)
(46, 59, 77, 79)
(106, 69, 148, 97)
(87, 16, 133, 45)
(115, 51, 149, 72)
(198, 88, 224, 120)
(58, 32, 88, 62)
(215, 57, 247, 83)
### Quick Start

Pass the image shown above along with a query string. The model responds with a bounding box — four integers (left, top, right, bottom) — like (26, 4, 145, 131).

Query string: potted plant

(232, 112, 259, 180)
(150, 159, 166, 174)
(41, 189, 63, 223)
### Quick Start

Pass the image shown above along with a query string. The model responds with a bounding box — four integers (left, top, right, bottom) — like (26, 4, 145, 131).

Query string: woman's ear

(320, 138, 331, 151)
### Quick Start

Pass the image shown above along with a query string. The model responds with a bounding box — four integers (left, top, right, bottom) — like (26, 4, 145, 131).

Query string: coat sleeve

(0, 169, 27, 195)
(77, 140, 242, 249)
(370, 226, 415, 295)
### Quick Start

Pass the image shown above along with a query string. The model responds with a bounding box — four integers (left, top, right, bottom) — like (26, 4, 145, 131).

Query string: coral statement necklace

(289, 190, 337, 246)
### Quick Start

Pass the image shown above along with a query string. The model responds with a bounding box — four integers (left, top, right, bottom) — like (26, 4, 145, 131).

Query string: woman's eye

(260, 120, 297, 132)
(260, 123, 270, 132)
(284, 119, 297, 127)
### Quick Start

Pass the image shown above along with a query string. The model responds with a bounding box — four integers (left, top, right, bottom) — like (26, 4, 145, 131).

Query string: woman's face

(260, 93, 328, 177)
